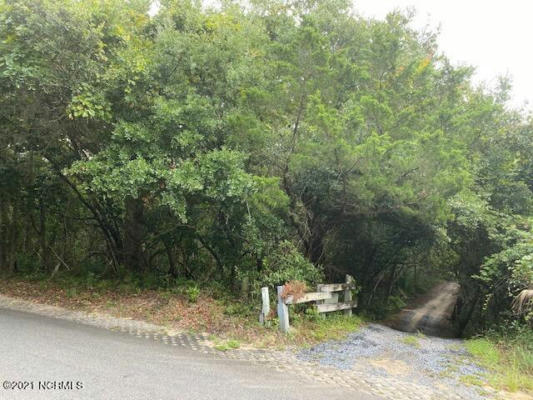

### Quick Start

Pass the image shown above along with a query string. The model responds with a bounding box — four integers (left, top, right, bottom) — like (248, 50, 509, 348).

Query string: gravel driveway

(297, 322, 493, 399)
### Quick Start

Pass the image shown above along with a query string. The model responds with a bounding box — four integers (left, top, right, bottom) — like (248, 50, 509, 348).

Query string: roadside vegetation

(0, 0, 531, 384)
(465, 327, 533, 393)
(0, 274, 364, 348)
(398, 331, 427, 349)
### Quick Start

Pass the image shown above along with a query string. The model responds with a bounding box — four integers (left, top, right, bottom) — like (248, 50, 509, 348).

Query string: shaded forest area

(0, 0, 531, 336)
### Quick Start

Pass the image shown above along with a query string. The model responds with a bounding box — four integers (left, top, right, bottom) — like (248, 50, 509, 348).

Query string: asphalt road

(0, 308, 376, 400)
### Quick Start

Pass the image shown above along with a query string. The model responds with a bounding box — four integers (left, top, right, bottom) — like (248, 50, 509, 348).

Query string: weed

(401, 335, 420, 348)
(301, 313, 364, 343)
(416, 330, 426, 339)
(185, 286, 200, 303)
(466, 335, 533, 393)
(214, 344, 229, 351)
(304, 306, 321, 322)
(466, 339, 499, 367)
(214, 339, 240, 351)
(460, 374, 485, 387)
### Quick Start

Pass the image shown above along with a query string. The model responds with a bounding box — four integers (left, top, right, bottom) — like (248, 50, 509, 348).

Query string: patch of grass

(466, 334, 533, 394)
(293, 312, 365, 343)
(460, 374, 485, 387)
(401, 335, 421, 348)
(466, 338, 500, 367)
(214, 344, 229, 351)
(214, 339, 241, 351)
(438, 363, 459, 379)
(227, 339, 240, 349)
(416, 330, 426, 339)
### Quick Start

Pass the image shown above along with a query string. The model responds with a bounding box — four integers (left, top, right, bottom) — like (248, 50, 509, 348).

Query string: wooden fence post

(277, 285, 289, 333)
(344, 275, 353, 316)
(259, 287, 270, 325)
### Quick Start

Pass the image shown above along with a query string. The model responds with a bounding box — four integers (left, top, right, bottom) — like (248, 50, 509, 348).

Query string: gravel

(297, 323, 491, 399)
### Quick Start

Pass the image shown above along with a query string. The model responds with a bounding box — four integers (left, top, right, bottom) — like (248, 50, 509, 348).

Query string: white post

(344, 274, 353, 316)
(316, 284, 326, 319)
(277, 285, 290, 333)
(259, 287, 270, 325)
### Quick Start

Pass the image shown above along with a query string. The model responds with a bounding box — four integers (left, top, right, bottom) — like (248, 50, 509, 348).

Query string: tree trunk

(164, 240, 178, 278)
(0, 196, 7, 271)
(39, 196, 50, 270)
(123, 196, 146, 272)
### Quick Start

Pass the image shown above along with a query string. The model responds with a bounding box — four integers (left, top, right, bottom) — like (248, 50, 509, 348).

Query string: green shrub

(227, 339, 240, 349)
(238, 240, 323, 295)
(304, 306, 321, 322)
(401, 335, 421, 348)
(186, 285, 200, 303)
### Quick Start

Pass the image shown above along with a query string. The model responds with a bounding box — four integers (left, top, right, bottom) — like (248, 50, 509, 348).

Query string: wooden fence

(260, 275, 357, 333)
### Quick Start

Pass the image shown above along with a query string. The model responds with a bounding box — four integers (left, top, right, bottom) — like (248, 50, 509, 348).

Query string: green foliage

(214, 338, 241, 351)
(238, 241, 323, 294)
(262, 241, 323, 286)
(466, 326, 533, 393)
(0, 0, 531, 336)
(185, 285, 200, 303)
(401, 335, 421, 348)
(302, 314, 365, 342)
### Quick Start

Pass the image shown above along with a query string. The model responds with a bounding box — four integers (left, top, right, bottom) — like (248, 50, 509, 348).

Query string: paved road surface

(0, 308, 375, 400)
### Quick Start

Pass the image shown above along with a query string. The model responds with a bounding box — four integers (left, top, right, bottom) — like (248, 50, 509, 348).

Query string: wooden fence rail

(260, 275, 357, 333)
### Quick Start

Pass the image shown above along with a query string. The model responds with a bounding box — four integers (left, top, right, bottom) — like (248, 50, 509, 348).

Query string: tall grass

(466, 325, 533, 393)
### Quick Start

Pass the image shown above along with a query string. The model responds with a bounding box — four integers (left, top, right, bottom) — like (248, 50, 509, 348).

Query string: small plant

(460, 374, 485, 387)
(214, 339, 241, 351)
(401, 335, 420, 348)
(304, 306, 321, 322)
(185, 285, 200, 303)
(214, 343, 228, 351)
(416, 330, 427, 339)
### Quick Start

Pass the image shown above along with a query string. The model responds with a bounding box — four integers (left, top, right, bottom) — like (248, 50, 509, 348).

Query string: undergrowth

(465, 324, 533, 393)
(0, 274, 365, 349)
